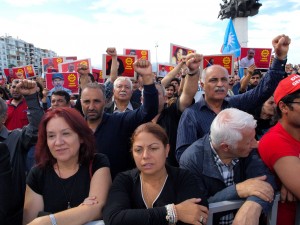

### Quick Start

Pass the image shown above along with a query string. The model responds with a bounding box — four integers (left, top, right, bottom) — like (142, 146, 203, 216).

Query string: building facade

(0, 34, 57, 77)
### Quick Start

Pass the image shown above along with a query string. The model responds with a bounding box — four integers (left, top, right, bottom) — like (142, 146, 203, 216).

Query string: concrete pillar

(233, 18, 248, 47)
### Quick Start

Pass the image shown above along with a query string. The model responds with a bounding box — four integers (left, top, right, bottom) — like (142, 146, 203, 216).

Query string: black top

(0, 142, 12, 225)
(26, 153, 109, 213)
(157, 101, 182, 167)
(130, 89, 142, 107)
(103, 165, 208, 225)
(94, 84, 158, 179)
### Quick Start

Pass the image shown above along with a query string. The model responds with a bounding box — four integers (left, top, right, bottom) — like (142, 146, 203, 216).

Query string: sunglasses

(79, 68, 88, 71)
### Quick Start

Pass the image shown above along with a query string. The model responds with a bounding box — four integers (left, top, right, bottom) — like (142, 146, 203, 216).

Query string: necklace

(140, 174, 168, 208)
(56, 164, 80, 209)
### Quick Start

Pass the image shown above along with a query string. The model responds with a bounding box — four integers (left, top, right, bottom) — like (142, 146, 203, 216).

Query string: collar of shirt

(198, 94, 230, 111)
(113, 101, 133, 113)
(209, 139, 239, 170)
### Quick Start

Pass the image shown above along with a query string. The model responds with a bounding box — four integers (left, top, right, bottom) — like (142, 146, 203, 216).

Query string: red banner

(123, 49, 150, 60)
(24, 64, 36, 77)
(4, 65, 35, 82)
(92, 68, 105, 83)
(58, 58, 91, 73)
(102, 55, 136, 80)
(203, 54, 234, 75)
(157, 64, 174, 77)
(240, 47, 272, 69)
(42, 56, 77, 73)
(170, 43, 196, 65)
(45, 72, 79, 94)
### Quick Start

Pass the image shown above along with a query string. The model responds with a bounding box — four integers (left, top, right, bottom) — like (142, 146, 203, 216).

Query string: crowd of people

(0, 34, 299, 225)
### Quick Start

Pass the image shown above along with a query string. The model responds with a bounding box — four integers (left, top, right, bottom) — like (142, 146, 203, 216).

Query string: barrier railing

(206, 193, 280, 225)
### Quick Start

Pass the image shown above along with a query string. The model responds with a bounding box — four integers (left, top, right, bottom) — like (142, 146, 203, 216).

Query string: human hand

(232, 201, 262, 225)
(80, 196, 99, 205)
(106, 47, 117, 57)
(247, 64, 257, 75)
(236, 175, 274, 202)
(186, 53, 203, 73)
(272, 34, 291, 60)
(42, 88, 49, 97)
(175, 198, 209, 225)
(77, 65, 89, 76)
(133, 59, 154, 85)
(280, 184, 297, 203)
(15, 79, 37, 96)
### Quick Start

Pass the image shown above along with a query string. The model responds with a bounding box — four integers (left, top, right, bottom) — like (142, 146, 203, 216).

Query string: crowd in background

(0, 34, 299, 225)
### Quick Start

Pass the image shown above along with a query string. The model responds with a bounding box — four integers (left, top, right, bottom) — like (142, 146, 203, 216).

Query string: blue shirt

(176, 58, 287, 161)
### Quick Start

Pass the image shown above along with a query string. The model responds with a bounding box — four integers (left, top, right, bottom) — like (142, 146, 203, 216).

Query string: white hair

(210, 108, 257, 148)
(113, 77, 133, 90)
(201, 65, 228, 83)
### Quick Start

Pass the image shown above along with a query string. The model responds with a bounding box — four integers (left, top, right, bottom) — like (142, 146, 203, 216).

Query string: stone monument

(218, 0, 262, 47)
(218, 0, 262, 20)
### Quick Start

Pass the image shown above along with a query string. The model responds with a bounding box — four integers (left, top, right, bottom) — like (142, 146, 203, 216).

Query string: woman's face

(46, 116, 82, 163)
(176, 49, 183, 61)
(262, 96, 276, 117)
(132, 131, 169, 176)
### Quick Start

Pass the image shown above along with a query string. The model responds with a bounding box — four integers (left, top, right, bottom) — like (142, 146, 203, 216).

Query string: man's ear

(278, 101, 289, 114)
(219, 142, 230, 152)
(1, 114, 7, 124)
(200, 81, 205, 90)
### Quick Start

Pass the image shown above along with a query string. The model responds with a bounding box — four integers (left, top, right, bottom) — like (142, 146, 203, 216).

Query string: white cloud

(1, 0, 300, 69)
(3, 0, 49, 7)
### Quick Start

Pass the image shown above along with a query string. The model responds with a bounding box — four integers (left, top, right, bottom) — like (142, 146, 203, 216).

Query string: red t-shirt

(258, 122, 300, 225)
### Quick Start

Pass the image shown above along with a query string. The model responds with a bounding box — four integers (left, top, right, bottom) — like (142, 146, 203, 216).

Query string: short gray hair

(82, 82, 106, 100)
(113, 77, 133, 90)
(210, 108, 257, 148)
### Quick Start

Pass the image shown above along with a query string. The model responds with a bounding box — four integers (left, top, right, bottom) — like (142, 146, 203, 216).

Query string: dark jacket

(0, 93, 44, 225)
(0, 142, 12, 225)
(180, 134, 277, 224)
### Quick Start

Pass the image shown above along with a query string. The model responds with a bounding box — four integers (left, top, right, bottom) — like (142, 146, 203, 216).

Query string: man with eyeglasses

(258, 74, 300, 225)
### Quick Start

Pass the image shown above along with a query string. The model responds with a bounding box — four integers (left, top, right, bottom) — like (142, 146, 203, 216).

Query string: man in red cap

(258, 74, 300, 225)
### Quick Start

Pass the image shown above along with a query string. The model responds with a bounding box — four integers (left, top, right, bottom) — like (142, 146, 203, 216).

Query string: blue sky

(1, 0, 300, 69)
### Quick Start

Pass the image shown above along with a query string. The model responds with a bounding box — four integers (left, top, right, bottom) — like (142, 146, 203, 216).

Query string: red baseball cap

(274, 74, 300, 104)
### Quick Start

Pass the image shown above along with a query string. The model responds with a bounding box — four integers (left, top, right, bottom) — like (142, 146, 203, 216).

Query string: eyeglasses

(79, 68, 88, 71)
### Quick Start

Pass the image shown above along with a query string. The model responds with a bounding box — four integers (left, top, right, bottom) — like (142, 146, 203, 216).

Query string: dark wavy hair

(35, 107, 95, 168)
(106, 58, 125, 76)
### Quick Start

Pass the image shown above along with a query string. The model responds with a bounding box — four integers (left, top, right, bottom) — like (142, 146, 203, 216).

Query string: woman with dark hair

(251, 95, 277, 140)
(106, 58, 125, 76)
(171, 48, 187, 65)
(103, 123, 208, 225)
(23, 107, 111, 225)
